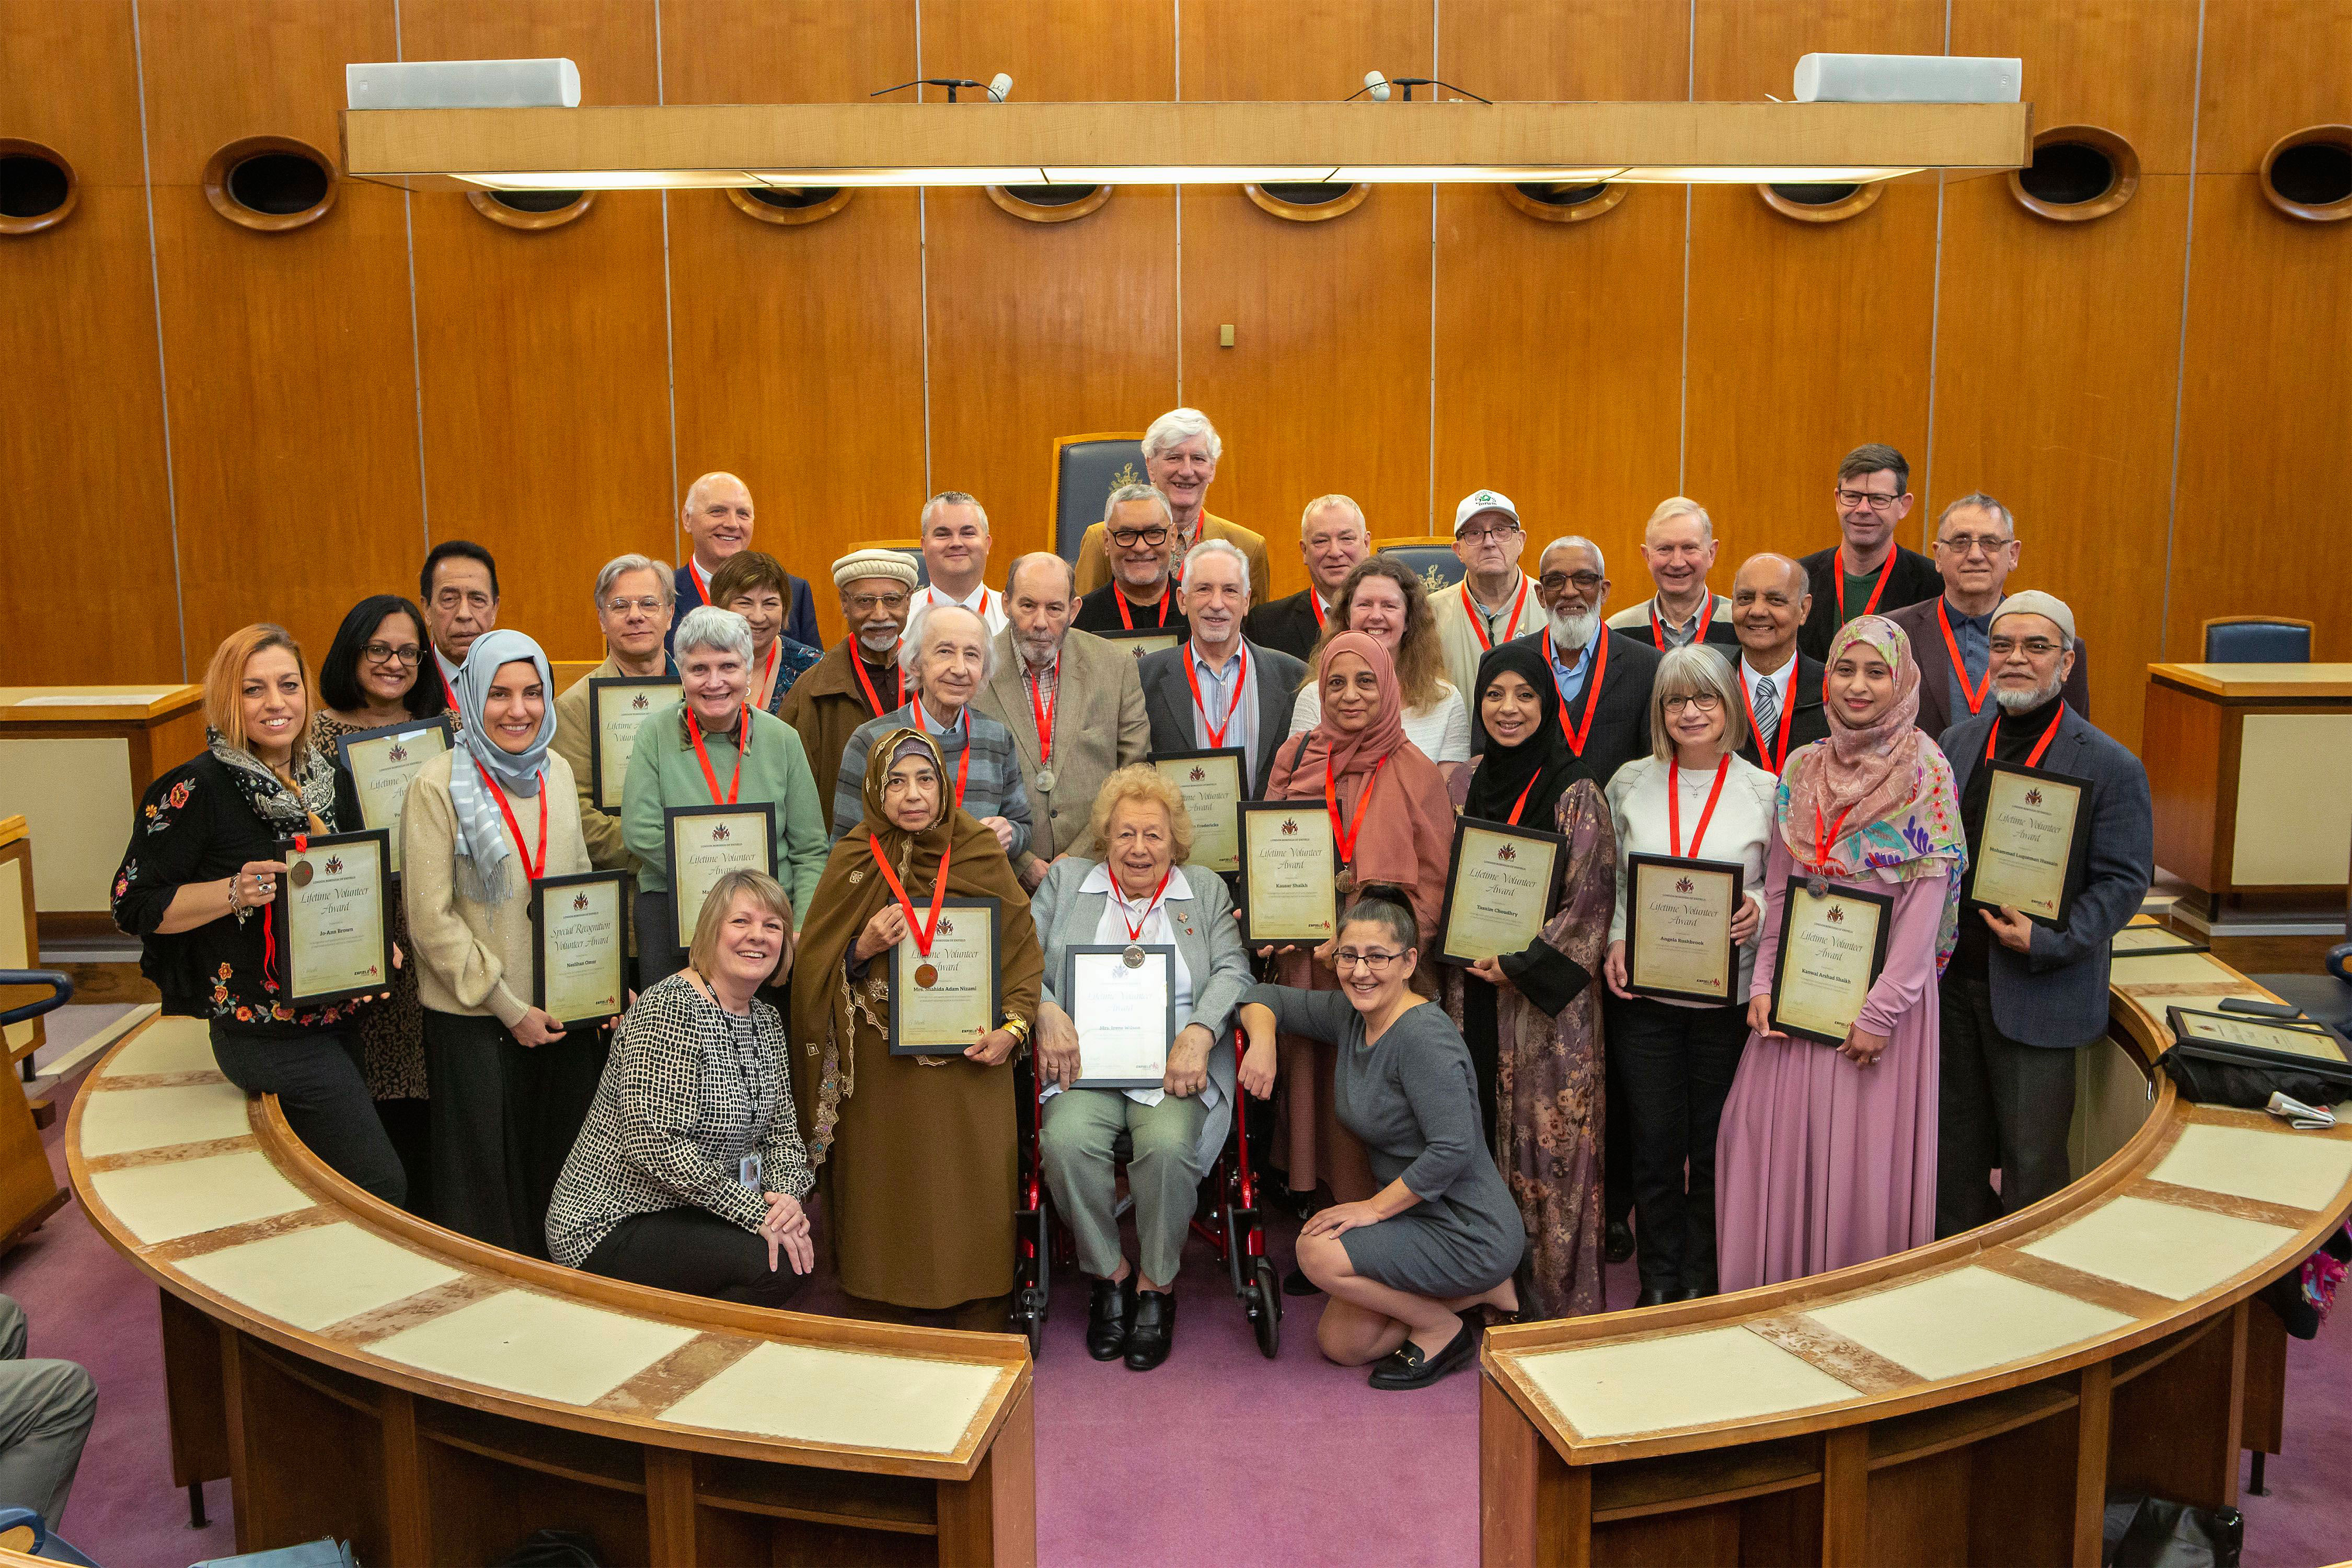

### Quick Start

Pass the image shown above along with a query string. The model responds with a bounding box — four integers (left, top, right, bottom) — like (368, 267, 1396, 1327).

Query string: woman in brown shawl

(790, 728, 1043, 1313)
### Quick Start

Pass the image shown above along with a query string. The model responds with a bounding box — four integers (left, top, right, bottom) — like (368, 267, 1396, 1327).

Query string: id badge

(737, 1151, 763, 1192)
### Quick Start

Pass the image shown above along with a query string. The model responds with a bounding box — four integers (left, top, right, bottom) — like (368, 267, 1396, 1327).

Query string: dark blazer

(1734, 653, 1830, 773)
(1886, 596, 2094, 738)
(1242, 590, 1325, 666)
(1796, 544, 1941, 661)
(669, 563, 819, 652)
(1073, 581, 1190, 642)
(1940, 704, 2153, 1049)
(1483, 629, 1661, 794)
(1138, 638, 1307, 798)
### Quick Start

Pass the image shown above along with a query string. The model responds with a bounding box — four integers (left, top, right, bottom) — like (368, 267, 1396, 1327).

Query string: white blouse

(1604, 753, 1780, 1009)
(1286, 679, 1472, 764)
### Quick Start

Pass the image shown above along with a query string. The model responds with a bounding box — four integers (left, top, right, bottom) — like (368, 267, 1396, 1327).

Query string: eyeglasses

(1109, 525, 1172, 548)
(1458, 525, 1521, 545)
(1934, 533, 2013, 557)
(1835, 489, 1905, 512)
(846, 593, 909, 615)
(1664, 693, 1723, 713)
(602, 595, 666, 616)
(362, 642, 423, 667)
(1333, 948, 1408, 973)
(1538, 571, 1604, 594)
(1989, 637, 2066, 658)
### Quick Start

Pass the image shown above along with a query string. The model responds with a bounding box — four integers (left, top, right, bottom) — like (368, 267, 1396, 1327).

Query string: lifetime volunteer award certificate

(529, 870, 627, 1028)
(1435, 820, 1563, 966)
(1096, 628, 1183, 661)
(274, 829, 394, 1006)
(333, 716, 451, 877)
(1152, 748, 1246, 875)
(663, 803, 776, 952)
(1624, 854, 1745, 1005)
(1967, 763, 2091, 927)
(1066, 944, 1177, 1090)
(1238, 801, 1338, 946)
(1768, 881, 1895, 1045)
(890, 897, 1000, 1054)
(589, 677, 682, 812)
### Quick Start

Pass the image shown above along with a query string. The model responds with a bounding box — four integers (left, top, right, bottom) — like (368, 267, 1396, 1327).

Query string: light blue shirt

(1187, 641, 1257, 766)
(1548, 633, 1598, 707)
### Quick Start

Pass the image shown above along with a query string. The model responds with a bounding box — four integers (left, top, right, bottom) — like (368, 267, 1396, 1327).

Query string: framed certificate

(332, 716, 452, 877)
(272, 829, 394, 1007)
(663, 803, 777, 952)
(1237, 801, 1339, 946)
(1435, 819, 1565, 967)
(529, 870, 629, 1028)
(2111, 923, 2208, 959)
(1065, 944, 1177, 1089)
(1966, 762, 2091, 928)
(890, 897, 1001, 1055)
(2165, 1006, 2346, 1065)
(1097, 628, 1183, 661)
(1623, 853, 1746, 1005)
(1768, 881, 1895, 1046)
(1151, 748, 1247, 875)
(588, 676, 683, 811)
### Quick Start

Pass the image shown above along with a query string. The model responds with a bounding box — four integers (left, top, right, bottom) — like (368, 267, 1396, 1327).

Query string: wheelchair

(1012, 1029, 1281, 1359)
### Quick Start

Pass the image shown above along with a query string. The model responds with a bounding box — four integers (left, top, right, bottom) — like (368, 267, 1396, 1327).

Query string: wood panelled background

(3, 0, 2349, 753)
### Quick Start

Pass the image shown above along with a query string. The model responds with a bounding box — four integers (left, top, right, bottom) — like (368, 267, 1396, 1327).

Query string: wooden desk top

(0, 686, 202, 724)
(2149, 663, 2352, 700)
(66, 1018, 1030, 1480)
(0, 817, 21, 851)
(1483, 944, 2352, 1465)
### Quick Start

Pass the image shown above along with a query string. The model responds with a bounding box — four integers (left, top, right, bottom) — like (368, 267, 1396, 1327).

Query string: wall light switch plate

(1219, 325, 1236, 348)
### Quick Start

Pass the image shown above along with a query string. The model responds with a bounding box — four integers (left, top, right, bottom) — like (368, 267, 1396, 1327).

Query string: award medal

(850, 655, 905, 722)
(1834, 546, 1895, 624)
(1115, 586, 1174, 630)
(1027, 655, 1058, 795)
(1541, 628, 1610, 757)
(476, 759, 550, 880)
(915, 964, 939, 989)
(910, 698, 974, 813)
(1184, 644, 1250, 748)
(290, 859, 315, 888)
(1325, 756, 1388, 900)
(688, 708, 747, 804)
(1111, 867, 1175, 971)
(1462, 578, 1531, 653)
(1988, 703, 2066, 766)
(1669, 755, 1731, 860)
(870, 834, 953, 980)
(1938, 599, 1994, 717)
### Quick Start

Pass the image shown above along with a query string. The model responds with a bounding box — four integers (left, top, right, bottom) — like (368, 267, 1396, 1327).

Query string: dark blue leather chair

(1049, 434, 1147, 563)
(2202, 616, 2312, 663)
(1376, 536, 1468, 596)
(851, 539, 928, 589)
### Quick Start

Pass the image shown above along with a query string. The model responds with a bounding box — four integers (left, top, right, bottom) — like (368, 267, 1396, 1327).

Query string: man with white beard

(775, 549, 918, 810)
(1933, 590, 2151, 1239)
(1490, 535, 1662, 793)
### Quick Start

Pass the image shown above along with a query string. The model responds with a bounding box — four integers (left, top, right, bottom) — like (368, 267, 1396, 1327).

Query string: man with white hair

(776, 548, 918, 809)
(909, 490, 1009, 633)
(1075, 484, 1192, 643)
(1139, 540, 1307, 797)
(1244, 493, 1370, 662)
(973, 553, 1150, 890)
(552, 553, 679, 870)
(670, 470, 820, 649)
(832, 602, 1033, 859)
(1494, 535, 1661, 791)
(1934, 590, 2150, 1238)
(1073, 409, 1273, 610)
(1430, 488, 1549, 698)
(1607, 497, 1740, 652)
(1885, 493, 2091, 736)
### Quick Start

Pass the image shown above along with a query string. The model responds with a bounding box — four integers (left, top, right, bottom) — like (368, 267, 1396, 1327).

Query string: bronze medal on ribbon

(290, 860, 315, 888)
(1035, 767, 1057, 794)
(915, 963, 939, 989)
(1122, 943, 1146, 969)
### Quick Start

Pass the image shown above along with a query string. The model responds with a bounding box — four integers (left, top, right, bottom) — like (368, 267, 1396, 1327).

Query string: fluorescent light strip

(448, 164, 1926, 191)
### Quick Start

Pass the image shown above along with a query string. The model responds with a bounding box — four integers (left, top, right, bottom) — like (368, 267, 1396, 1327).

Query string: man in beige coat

(972, 554, 1151, 890)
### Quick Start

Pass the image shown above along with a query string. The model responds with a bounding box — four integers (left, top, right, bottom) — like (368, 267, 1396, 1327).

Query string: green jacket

(620, 700, 828, 925)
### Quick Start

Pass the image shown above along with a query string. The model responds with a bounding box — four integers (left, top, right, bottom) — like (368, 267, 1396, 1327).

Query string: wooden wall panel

(1952, 0, 2202, 171)
(663, 1, 925, 651)
(921, 0, 1179, 583)
(1694, 0, 1944, 104)
(403, 0, 668, 663)
(2196, 0, 2352, 172)
(139, 0, 422, 671)
(0, 0, 181, 683)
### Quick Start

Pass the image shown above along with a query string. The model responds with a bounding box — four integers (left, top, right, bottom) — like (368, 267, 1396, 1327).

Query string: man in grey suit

(1138, 540, 1307, 797)
(971, 554, 1152, 891)
(1935, 590, 2152, 1238)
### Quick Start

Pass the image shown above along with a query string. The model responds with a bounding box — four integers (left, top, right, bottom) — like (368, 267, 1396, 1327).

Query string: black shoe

(1086, 1276, 1135, 1361)
(1124, 1290, 1176, 1370)
(1279, 1187, 1322, 1223)
(1636, 1285, 1674, 1308)
(1282, 1265, 1322, 1297)
(1677, 1285, 1711, 1302)
(1368, 1319, 1480, 1390)
(1605, 1219, 1636, 1264)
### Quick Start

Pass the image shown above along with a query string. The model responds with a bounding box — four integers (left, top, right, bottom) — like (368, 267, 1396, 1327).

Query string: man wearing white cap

(1885, 493, 2091, 736)
(1933, 589, 2151, 1239)
(1433, 487, 1546, 699)
(1606, 497, 1740, 653)
(775, 548, 919, 809)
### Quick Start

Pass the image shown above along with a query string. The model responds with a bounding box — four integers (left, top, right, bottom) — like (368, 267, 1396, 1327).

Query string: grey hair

(1642, 496, 1712, 543)
(1648, 644, 1749, 762)
(593, 552, 676, 609)
(1936, 491, 2015, 536)
(1143, 407, 1223, 463)
(1539, 534, 1607, 579)
(1299, 493, 1366, 537)
(897, 602, 999, 683)
(920, 489, 989, 534)
(674, 605, 753, 666)
(1004, 551, 1077, 599)
(1181, 538, 1252, 597)
(1103, 482, 1175, 529)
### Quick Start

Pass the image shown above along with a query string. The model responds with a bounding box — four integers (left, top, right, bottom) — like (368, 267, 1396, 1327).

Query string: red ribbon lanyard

(1463, 579, 1530, 653)
(1183, 645, 1250, 748)
(1989, 704, 2066, 767)
(1116, 587, 1172, 630)
(912, 698, 974, 812)
(437, 661, 458, 713)
(756, 640, 780, 707)
(688, 710, 746, 804)
(1309, 594, 1327, 629)
(1504, 774, 1538, 827)
(1938, 599, 1992, 717)
(1834, 547, 1896, 624)
(1668, 755, 1731, 860)
(1112, 867, 1176, 942)
(264, 831, 308, 994)
(1740, 670, 1797, 773)
(1325, 756, 1389, 869)
(477, 758, 549, 880)
(687, 564, 710, 607)
(1542, 629, 1609, 757)
(1650, 596, 1713, 652)
(1026, 658, 1058, 767)
(1813, 802, 1858, 869)
(870, 835, 952, 956)
(850, 656, 905, 722)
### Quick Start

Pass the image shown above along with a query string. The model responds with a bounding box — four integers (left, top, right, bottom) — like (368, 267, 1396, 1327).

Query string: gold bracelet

(1000, 1015, 1031, 1047)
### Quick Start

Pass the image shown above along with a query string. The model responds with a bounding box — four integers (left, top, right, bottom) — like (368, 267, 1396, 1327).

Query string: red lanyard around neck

(1117, 587, 1172, 629)
(870, 836, 952, 956)
(1325, 756, 1388, 869)
(1111, 866, 1175, 942)
(1309, 594, 1328, 629)
(1938, 599, 1993, 717)
(688, 710, 746, 804)
(1463, 579, 1530, 653)
(1651, 595, 1714, 651)
(1026, 656, 1058, 766)
(1184, 645, 1250, 748)
(851, 655, 904, 721)
(1835, 547, 1895, 623)
(476, 758, 549, 879)
(1542, 628, 1609, 757)
(1740, 667, 1797, 772)
(1813, 801, 1858, 870)
(912, 698, 973, 812)
(1668, 755, 1730, 860)
(756, 640, 780, 708)
(1990, 704, 2066, 767)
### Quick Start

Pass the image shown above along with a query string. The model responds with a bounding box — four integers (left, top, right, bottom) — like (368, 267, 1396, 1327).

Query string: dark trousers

(579, 1206, 809, 1309)
(211, 1025, 407, 1207)
(1606, 994, 1747, 1294)
(1936, 977, 2078, 1239)
(1604, 1048, 1633, 1229)
(423, 1010, 610, 1258)
(636, 889, 686, 992)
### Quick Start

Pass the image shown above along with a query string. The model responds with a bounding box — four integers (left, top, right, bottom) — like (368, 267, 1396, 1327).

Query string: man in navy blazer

(1934, 591, 2152, 1239)
(667, 471, 819, 650)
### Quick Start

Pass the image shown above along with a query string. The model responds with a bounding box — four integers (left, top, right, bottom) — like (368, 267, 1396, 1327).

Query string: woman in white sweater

(1288, 557, 1471, 785)
(1599, 644, 1778, 1305)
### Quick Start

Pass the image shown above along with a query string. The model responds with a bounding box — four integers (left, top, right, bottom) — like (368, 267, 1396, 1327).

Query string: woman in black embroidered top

(110, 624, 407, 1204)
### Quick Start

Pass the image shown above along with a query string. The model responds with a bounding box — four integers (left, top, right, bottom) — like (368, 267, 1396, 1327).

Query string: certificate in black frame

(2109, 923, 2210, 959)
(1433, 816, 1567, 968)
(662, 802, 777, 952)
(331, 713, 453, 878)
(1149, 746, 1248, 875)
(1064, 943, 1178, 1090)
(1234, 799, 1340, 947)
(587, 675, 683, 811)
(1965, 760, 2093, 930)
(1621, 852, 1747, 1005)
(1767, 879, 1896, 1046)
(527, 868, 631, 1029)
(1094, 628, 1184, 661)
(889, 896, 1002, 1056)
(270, 827, 396, 1008)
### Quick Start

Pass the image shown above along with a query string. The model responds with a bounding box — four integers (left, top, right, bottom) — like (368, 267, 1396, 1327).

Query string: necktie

(1751, 674, 1779, 748)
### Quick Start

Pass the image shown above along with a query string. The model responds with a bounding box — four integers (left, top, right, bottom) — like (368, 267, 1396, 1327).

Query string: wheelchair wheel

(1249, 1258, 1283, 1359)
(1014, 1285, 1048, 1358)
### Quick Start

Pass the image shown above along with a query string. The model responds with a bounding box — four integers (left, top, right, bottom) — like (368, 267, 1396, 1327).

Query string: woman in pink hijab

(1715, 615, 1966, 1289)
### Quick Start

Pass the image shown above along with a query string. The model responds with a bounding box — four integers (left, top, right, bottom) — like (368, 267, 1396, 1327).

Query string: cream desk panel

(1519, 1325, 1858, 1439)
(0, 738, 131, 911)
(2232, 713, 2352, 887)
(88, 1150, 313, 1245)
(368, 1290, 698, 1408)
(77, 1080, 252, 1158)
(661, 1341, 1007, 1456)
(102, 1017, 224, 1079)
(2152, 1123, 2352, 1213)
(2021, 1193, 2293, 1301)
(179, 1222, 464, 1333)
(1805, 1265, 2133, 1383)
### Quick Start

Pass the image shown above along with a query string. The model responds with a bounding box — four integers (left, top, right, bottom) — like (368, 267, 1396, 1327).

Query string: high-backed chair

(1375, 536, 1468, 595)
(2202, 615, 2313, 663)
(1048, 433, 1147, 562)
(850, 539, 928, 589)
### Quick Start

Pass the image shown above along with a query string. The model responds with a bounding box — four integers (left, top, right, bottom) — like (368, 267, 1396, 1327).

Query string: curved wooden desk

(1480, 939, 2352, 1566)
(66, 1017, 1035, 1567)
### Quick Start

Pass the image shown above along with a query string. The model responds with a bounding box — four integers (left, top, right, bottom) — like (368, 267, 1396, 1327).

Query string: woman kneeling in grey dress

(1237, 886, 1524, 1389)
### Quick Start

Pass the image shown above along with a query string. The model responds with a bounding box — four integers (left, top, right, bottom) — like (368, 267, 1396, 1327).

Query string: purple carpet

(9, 1064, 2345, 1566)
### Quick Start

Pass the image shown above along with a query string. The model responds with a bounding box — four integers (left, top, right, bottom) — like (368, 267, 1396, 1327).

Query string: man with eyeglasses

(1796, 442, 1941, 660)
(1073, 408, 1272, 612)
(1244, 494, 1371, 663)
(1933, 591, 2150, 1239)
(1433, 489, 1548, 698)
(418, 539, 501, 727)
(1885, 493, 2092, 736)
(668, 471, 821, 652)
(1606, 497, 1742, 654)
(552, 554, 680, 869)
(775, 549, 920, 810)
(1074, 485, 1193, 644)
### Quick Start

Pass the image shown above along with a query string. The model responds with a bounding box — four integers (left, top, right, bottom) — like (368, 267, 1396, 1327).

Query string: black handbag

(494, 1529, 602, 1567)
(2101, 1494, 2243, 1567)
(2155, 1040, 2352, 1112)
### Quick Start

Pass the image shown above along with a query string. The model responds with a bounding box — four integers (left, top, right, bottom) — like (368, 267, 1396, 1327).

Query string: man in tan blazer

(973, 554, 1152, 890)
(1072, 407, 1272, 612)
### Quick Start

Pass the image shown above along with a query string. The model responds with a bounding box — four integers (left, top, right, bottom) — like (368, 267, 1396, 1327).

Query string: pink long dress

(1714, 835, 1943, 1291)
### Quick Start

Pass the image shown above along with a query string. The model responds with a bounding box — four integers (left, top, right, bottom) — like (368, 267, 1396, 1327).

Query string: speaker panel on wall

(2261, 126, 2352, 223)
(203, 136, 338, 233)
(1245, 181, 1370, 222)
(1758, 181, 1883, 224)
(1497, 180, 1627, 225)
(0, 141, 77, 237)
(723, 186, 854, 226)
(985, 183, 1112, 224)
(467, 189, 596, 232)
(2010, 126, 2140, 224)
